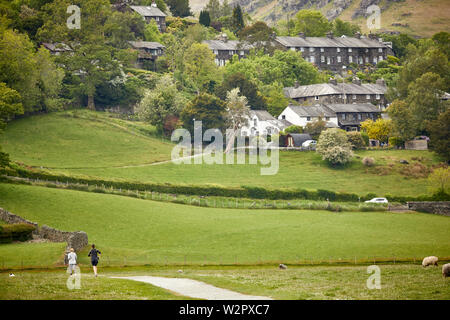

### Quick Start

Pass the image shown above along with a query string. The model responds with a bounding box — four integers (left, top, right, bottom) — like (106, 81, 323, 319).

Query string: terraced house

(203, 34, 253, 66)
(275, 32, 393, 71)
(129, 2, 167, 32)
(284, 78, 388, 110)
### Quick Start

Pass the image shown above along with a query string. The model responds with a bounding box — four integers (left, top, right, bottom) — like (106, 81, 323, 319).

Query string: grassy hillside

(0, 110, 174, 169)
(1, 183, 449, 268)
(1, 111, 442, 196)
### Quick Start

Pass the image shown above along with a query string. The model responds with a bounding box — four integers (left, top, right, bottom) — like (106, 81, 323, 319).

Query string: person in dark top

(88, 244, 101, 277)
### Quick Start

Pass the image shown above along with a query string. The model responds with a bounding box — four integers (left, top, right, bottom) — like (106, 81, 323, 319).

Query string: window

(310, 56, 315, 63)
(359, 56, 363, 64)
(307, 117, 311, 121)
(321, 56, 325, 63)
(253, 119, 257, 126)
(378, 48, 383, 53)
(240, 51, 245, 55)
(376, 94, 380, 100)
(309, 47, 315, 52)
(300, 47, 305, 52)
(325, 117, 330, 121)
(349, 56, 353, 63)
(373, 57, 378, 64)
(290, 47, 296, 51)
(281, 115, 286, 120)
(366, 94, 371, 99)
(379, 56, 383, 61)
(353, 94, 356, 100)
(327, 57, 331, 65)
(358, 114, 362, 120)
(365, 57, 369, 63)
(229, 50, 234, 55)
(214, 50, 218, 55)
(337, 48, 341, 53)
(315, 96, 319, 100)
(320, 48, 324, 52)
(337, 56, 342, 63)
(155, 17, 159, 21)
(365, 48, 369, 53)
(215, 59, 219, 65)
(342, 114, 346, 120)
(348, 48, 352, 52)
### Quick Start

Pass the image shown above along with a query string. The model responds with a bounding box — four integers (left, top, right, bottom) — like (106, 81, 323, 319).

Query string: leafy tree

(406, 72, 447, 132)
(360, 118, 392, 143)
(136, 75, 187, 134)
(105, 10, 145, 48)
(224, 88, 250, 153)
(294, 10, 331, 37)
(346, 131, 366, 149)
(316, 128, 353, 166)
(262, 82, 289, 117)
(379, 33, 417, 58)
(204, 0, 221, 21)
(144, 19, 163, 43)
(231, 4, 245, 34)
(199, 10, 211, 27)
(432, 31, 450, 59)
(215, 72, 266, 110)
(166, 0, 192, 18)
(332, 19, 360, 37)
(283, 125, 303, 134)
(221, 0, 232, 17)
(304, 118, 327, 140)
(0, 29, 40, 112)
(180, 93, 226, 136)
(426, 109, 450, 161)
(184, 43, 218, 93)
(387, 100, 416, 141)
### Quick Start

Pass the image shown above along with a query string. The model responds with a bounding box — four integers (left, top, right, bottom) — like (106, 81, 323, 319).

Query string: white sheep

(442, 263, 450, 278)
(422, 256, 439, 267)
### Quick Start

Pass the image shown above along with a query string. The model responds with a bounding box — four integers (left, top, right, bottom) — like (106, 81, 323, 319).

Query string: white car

(302, 140, 317, 149)
(365, 198, 389, 204)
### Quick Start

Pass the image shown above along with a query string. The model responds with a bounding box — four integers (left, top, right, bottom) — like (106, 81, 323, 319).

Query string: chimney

(221, 33, 228, 43)
(368, 33, 377, 40)
(355, 32, 361, 39)
(151, 0, 157, 7)
(326, 32, 334, 39)
(352, 77, 361, 86)
(294, 81, 300, 88)
(298, 32, 305, 39)
(329, 78, 337, 85)
(376, 78, 386, 87)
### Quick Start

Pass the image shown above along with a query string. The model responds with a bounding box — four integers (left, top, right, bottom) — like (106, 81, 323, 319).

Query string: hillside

(190, 0, 450, 37)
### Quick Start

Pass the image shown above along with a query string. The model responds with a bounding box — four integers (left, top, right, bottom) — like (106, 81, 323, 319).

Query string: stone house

(284, 78, 387, 110)
(279, 103, 382, 132)
(203, 34, 253, 66)
(42, 42, 72, 55)
(129, 2, 166, 32)
(275, 32, 393, 71)
(128, 41, 164, 69)
(240, 110, 291, 137)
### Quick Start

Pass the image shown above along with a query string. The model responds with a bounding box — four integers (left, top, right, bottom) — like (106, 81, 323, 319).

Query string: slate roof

(284, 82, 386, 99)
(130, 5, 166, 17)
(250, 110, 276, 121)
(276, 36, 387, 48)
(128, 41, 165, 49)
(325, 103, 381, 113)
(42, 42, 72, 52)
(286, 104, 336, 118)
(202, 40, 253, 51)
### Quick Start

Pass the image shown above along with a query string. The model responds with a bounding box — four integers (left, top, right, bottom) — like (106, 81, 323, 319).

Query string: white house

(278, 104, 339, 128)
(240, 110, 291, 137)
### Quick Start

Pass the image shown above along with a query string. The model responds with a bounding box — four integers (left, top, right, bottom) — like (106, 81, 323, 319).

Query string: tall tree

(224, 88, 250, 153)
(426, 109, 450, 161)
(199, 10, 211, 27)
(332, 19, 360, 37)
(184, 43, 218, 93)
(166, 0, 192, 18)
(204, 0, 221, 21)
(231, 4, 245, 34)
(294, 10, 332, 37)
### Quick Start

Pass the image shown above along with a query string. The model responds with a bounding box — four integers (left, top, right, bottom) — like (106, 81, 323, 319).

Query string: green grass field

(1, 183, 449, 268)
(0, 111, 442, 196)
(1, 264, 448, 300)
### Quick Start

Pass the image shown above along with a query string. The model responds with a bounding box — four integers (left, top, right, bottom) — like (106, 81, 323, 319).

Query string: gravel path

(111, 276, 273, 300)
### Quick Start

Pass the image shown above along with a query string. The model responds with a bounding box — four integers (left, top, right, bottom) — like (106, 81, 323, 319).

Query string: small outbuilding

(285, 133, 313, 147)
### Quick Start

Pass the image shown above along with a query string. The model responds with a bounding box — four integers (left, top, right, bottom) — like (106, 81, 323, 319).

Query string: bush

(283, 125, 303, 134)
(361, 132, 369, 146)
(347, 131, 366, 149)
(0, 223, 36, 243)
(389, 136, 404, 149)
(362, 157, 375, 167)
(316, 129, 353, 165)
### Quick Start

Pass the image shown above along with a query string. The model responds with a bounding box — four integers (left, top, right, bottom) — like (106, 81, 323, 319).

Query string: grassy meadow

(1, 183, 449, 268)
(1, 264, 448, 300)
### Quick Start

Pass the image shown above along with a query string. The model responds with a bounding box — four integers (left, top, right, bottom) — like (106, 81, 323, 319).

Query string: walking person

(88, 244, 101, 277)
(67, 248, 77, 276)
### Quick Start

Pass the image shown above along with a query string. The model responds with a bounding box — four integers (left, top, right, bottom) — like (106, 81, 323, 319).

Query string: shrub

(361, 131, 369, 146)
(0, 223, 36, 243)
(389, 136, 404, 148)
(283, 125, 303, 134)
(346, 131, 366, 149)
(316, 129, 353, 165)
(362, 157, 375, 167)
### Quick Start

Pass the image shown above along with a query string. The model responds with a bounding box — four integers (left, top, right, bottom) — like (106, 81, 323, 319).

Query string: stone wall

(407, 202, 450, 216)
(0, 207, 88, 251)
(405, 140, 428, 150)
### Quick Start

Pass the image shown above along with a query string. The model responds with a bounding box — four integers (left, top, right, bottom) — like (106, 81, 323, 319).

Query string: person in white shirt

(67, 248, 77, 275)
